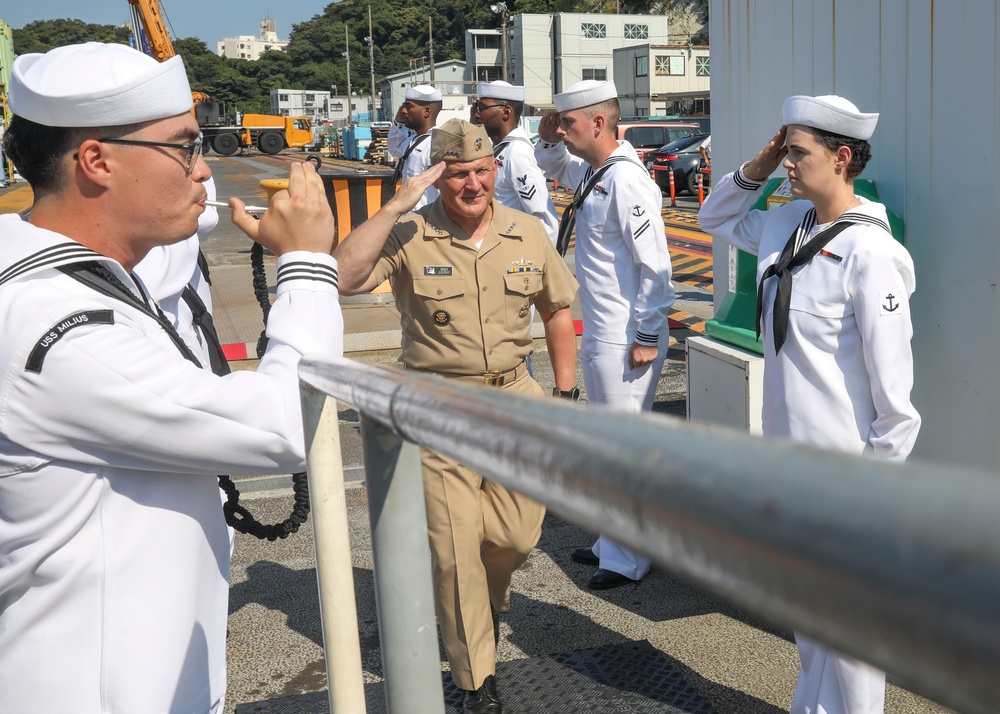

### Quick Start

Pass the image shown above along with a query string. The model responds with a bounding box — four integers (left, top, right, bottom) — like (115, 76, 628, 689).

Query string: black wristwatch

(552, 387, 580, 400)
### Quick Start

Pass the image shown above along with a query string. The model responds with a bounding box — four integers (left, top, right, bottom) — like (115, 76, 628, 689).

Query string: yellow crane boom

(127, 0, 175, 62)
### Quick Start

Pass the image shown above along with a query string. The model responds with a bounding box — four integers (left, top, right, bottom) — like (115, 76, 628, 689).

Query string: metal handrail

(299, 355, 1000, 714)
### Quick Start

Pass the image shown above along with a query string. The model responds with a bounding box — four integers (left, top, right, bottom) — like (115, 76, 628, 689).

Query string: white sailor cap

(553, 80, 618, 113)
(781, 95, 879, 140)
(9, 42, 193, 128)
(405, 84, 443, 103)
(477, 80, 524, 102)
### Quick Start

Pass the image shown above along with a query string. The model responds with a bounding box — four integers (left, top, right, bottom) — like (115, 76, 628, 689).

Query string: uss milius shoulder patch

(26, 309, 115, 373)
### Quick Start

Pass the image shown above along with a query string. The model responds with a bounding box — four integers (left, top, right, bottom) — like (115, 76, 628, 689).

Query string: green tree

(12, 19, 131, 55)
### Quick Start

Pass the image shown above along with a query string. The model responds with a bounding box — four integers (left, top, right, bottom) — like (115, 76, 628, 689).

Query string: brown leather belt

(407, 361, 528, 387)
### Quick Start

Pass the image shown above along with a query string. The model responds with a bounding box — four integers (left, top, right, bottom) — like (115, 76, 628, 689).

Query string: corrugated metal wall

(708, 0, 1000, 467)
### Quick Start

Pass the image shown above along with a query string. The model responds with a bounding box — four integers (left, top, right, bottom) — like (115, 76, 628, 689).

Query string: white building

(377, 60, 470, 121)
(466, 13, 670, 111)
(466, 30, 503, 83)
(708, 0, 1000, 468)
(613, 44, 710, 118)
(217, 18, 288, 60)
(270, 89, 374, 124)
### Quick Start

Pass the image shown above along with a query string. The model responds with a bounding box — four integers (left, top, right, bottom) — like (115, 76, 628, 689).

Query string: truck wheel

(258, 132, 284, 155)
(213, 133, 240, 156)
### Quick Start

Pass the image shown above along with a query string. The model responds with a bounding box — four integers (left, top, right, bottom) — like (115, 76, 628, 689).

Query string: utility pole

(368, 5, 376, 121)
(344, 24, 352, 125)
(428, 18, 435, 83)
(490, 3, 509, 81)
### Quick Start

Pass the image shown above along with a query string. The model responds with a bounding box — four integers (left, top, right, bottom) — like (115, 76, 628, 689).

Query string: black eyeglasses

(97, 133, 204, 174)
(472, 102, 508, 115)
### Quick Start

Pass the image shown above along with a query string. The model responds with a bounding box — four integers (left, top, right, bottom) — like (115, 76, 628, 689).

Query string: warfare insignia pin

(631, 205, 645, 217)
(512, 258, 534, 267)
(433, 310, 451, 326)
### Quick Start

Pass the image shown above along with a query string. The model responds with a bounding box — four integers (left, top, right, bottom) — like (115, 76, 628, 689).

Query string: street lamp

(490, 2, 509, 82)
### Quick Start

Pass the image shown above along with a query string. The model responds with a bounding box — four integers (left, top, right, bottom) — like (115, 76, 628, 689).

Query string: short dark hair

(506, 100, 524, 122)
(4, 116, 144, 195)
(803, 125, 872, 181)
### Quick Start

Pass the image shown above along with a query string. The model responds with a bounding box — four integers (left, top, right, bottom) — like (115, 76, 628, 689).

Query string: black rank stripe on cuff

(635, 330, 659, 345)
(733, 168, 764, 191)
(26, 309, 115, 374)
(275, 261, 339, 289)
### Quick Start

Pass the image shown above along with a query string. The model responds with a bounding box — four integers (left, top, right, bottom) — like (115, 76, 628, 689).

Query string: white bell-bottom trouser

(580, 335, 667, 580)
(790, 633, 885, 714)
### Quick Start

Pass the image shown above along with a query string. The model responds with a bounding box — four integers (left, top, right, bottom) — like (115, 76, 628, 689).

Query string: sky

(1, 0, 334, 49)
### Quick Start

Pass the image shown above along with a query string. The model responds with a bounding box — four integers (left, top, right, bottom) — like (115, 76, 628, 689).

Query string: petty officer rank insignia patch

(879, 291, 903, 316)
(433, 309, 451, 326)
(26, 309, 115, 373)
(424, 266, 453, 276)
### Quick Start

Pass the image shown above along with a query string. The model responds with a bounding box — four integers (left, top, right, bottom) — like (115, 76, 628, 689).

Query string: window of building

(332, 102, 344, 112)
(581, 23, 606, 39)
(477, 34, 500, 49)
(305, 93, 315, 101)
(655, 55, 685, 76)
(476, 66, 501, 82)
(696, 56, 710, 77)
(278, 93, 289, 102)
(635, 55, 648, 77)
(582, 67, 608, 81)
(624, 23, 648, 40)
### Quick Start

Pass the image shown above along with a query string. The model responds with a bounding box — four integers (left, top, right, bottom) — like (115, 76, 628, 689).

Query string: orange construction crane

(127, 0, 174, 62)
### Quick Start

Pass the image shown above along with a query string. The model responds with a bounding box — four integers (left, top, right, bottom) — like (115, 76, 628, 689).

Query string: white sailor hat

(477, 80, 524, 102)
(9, 42, 193, 128)
(553, 80, 619, 113)
(405, 84, 443, 103)
(781, 95, 879, 140)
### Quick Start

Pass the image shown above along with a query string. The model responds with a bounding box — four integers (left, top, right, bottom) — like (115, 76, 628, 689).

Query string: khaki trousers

(420, 372, 546, 691)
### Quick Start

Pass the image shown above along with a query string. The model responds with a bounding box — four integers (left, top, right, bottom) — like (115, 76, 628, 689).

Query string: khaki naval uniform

(372, 199, 577, 689)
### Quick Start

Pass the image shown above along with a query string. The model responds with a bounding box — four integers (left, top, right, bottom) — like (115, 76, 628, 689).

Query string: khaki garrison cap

(430, 119, 493, 163)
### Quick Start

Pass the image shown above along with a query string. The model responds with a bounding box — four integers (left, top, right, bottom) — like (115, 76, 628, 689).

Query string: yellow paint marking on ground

(0, 185, 34, 215)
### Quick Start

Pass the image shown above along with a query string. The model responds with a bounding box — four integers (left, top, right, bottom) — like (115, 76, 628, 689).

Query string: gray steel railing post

(300, 382, 366, 713)
(360, 413, 446, 714)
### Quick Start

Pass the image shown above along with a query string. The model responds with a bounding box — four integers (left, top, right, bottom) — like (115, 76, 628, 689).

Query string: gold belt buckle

(483, 369, 504, 386)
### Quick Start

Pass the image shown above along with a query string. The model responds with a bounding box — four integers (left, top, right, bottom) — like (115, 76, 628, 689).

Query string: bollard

(668, 168, 676, 207)
(697, 171, 704, 205)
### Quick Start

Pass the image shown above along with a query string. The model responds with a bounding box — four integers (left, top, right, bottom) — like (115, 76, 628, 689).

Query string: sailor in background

(699, 94, 921, 714)
(0, 42, 341, 714)
(472, 80, 559, 245)
(392, 84, 442, 209)
(535, 80, 674, 590)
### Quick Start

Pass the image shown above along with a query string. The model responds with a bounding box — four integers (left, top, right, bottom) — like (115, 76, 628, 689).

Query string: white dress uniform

(400, 130, 438, 209)
(536, 139, 675, 580)
(493, 127, 559, 245)
(699, 167, 921, 714)
(0, 214, 343, 714)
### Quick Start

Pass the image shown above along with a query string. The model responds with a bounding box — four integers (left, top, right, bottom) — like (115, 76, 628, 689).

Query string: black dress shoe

(571, 546, 600, 566)
(588, 568, 636, 590)
(463, 674, 502, 713)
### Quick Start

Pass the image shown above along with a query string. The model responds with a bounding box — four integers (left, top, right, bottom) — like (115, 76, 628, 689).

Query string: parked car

(648, 134, 711, 195)
(616, 121, 701, 165)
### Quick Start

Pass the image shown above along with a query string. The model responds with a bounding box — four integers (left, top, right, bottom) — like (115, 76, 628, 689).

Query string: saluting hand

(231, 162, 335, 256)
(385, 161, 446, 216)
(743, 126, 788, 182)
(537, 111, 562, 144)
